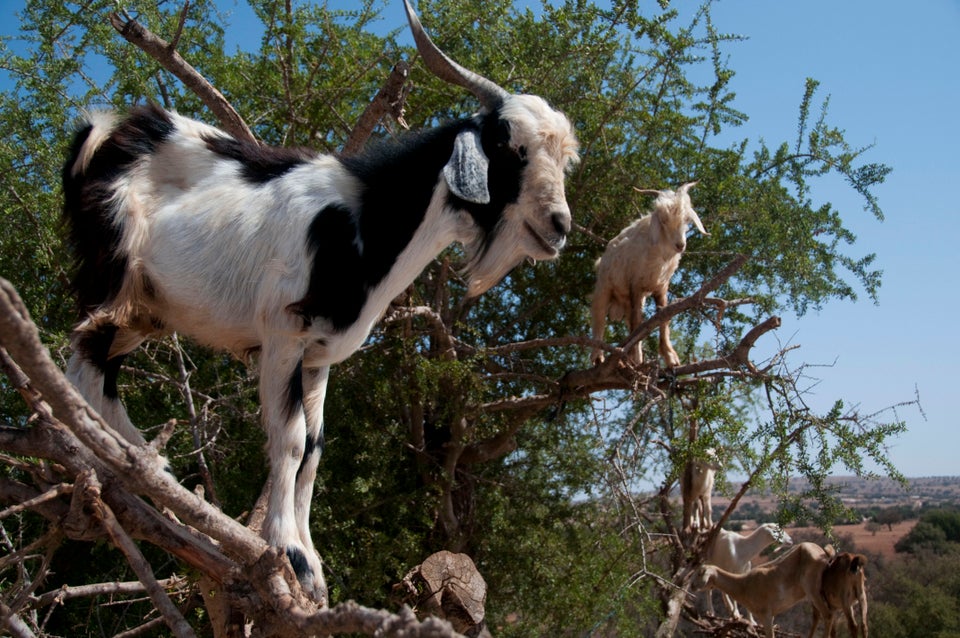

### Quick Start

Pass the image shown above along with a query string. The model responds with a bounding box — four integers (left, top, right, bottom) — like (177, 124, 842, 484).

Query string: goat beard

(461, 226, 527, 298)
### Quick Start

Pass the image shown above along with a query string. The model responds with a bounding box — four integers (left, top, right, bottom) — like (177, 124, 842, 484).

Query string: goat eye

(517, 146, 527, 159)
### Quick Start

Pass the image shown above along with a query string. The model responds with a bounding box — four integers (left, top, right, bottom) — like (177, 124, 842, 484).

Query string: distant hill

(713, 475, 960, 513)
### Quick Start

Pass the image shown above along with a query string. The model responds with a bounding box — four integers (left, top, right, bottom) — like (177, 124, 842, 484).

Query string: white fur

(704, 523, 794, 622)
(65, 91, 577, 605)
(590, 182, 706, 366)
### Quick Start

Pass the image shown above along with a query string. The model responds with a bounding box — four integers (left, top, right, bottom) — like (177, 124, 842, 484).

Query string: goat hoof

(285, 545, 328, 605)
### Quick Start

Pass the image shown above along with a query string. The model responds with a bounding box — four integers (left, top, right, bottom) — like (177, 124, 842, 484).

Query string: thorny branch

(108, 11, 257, 144)
(0, 277, 468, 638)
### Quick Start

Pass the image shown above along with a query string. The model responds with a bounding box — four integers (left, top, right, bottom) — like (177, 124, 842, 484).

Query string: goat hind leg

(589, 289, 611, 364)
(67, 324, 147, 446)
(626, 293, 647, 364)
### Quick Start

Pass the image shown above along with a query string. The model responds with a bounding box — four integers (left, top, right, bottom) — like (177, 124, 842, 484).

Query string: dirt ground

(790, 519, 917, 559)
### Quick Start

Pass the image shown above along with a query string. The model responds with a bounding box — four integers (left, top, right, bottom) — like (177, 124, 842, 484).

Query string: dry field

(789, 519, 917, 559)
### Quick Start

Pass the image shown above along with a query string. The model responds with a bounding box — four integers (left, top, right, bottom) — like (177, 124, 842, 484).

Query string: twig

(0, 484, 73, 521)
(77, 471, 197, 638)
(29, 578, 187, 610)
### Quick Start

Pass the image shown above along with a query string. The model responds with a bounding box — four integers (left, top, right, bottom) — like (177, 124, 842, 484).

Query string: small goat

(693, 541, 834, 638)
(61, 0, 578, 603)
(590, 182, 706, 366)
(704, 523, 794, 621)
(681, 448, 721, 533)
(811, 551, 868, 638)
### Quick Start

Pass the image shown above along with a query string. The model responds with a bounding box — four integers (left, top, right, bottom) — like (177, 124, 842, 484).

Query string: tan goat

(590, 182, 707, 366)
(681, 448, 721, 533)
(811, 551, 868, 638)
(693, 541, 834, 638)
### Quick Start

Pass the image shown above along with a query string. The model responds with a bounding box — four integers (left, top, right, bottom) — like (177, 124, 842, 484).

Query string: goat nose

(675, 241, 686, 252)
(551, 211, 571, 236)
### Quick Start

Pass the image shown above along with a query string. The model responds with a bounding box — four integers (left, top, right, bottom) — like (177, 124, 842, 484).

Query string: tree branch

(108, 12, 256, 144)
(341, 60, 411, 156)
(78, 471, 197, 638)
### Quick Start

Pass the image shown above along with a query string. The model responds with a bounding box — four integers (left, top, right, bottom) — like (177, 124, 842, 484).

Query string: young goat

(590, 182, 707, 366)
(811, 551, 868, 638)
(704, 523, 794, 622)
(693, 541, 834, 638)
(681, 448, 721, 533)
(61, 0, 578, 604)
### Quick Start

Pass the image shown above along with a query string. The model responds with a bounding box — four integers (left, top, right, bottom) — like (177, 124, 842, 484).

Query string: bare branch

(76, 471, 196, 638)
(108, 12, 256, 144)
(0, 603, 36, 638)
(342, 61, 411, 155)
(169, 1, 191, 53)
(0, 484, 72, 521)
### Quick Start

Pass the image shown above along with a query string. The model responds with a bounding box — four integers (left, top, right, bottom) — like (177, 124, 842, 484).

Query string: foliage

(895, 506, 960, 554)
(869, 546, 960, 638)
(0, 0, 910, 635)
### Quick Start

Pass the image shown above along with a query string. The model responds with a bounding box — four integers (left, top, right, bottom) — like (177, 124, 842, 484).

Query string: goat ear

(444, 128, 490, 204)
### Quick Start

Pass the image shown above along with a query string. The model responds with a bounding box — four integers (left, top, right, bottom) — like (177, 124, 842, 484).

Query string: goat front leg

(589, 289, 611, 365)
(627, 292, 647, 364)
(653, 288, 680, 367)
(259, 339, 326, 604)
(295, 364, 330, 605)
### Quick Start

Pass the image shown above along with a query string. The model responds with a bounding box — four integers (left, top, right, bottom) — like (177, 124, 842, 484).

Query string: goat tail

(65, 110, 118, 178)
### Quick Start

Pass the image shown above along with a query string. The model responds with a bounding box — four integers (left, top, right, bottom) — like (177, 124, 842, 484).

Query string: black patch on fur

(284, 360, 304, 419)
(291, 110, 524, 330)
(296, 430, 325, 480)
(74, 324, 125, 399)
(62, 104, 175, 315)
(287, 204, 366, 330)
(203, 135, 314, 184)
(285, 546, 313, 581)
(447, 113, 526, 237)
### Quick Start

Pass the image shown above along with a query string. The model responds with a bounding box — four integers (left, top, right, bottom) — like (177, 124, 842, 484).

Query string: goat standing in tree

(61, 0, 578, 603)
(590, 182, 707, 366)
(681, 448, 721, 533)
(812, 550, 869, 638)
(704, 523, 794, 622)
(693, 541, 835, 638)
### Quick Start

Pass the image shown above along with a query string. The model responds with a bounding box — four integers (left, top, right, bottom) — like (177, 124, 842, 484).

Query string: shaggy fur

(590, 182, 706, 366)
(62, 1, 578, 604)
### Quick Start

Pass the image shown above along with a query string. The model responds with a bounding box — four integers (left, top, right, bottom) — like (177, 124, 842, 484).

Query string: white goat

(693, 541, 834, 638)
(704, 523, 794, 621)
(681, 448, 721, 533)
(590, 182, 707, 366)
(812, 550, 868, 638)
(61, 0, 578, 604)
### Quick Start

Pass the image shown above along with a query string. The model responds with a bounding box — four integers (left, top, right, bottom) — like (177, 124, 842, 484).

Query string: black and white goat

(61, 0, 578, 603)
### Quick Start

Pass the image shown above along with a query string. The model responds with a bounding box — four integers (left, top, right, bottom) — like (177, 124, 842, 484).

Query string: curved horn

(403, 0, 509, 110)
(632, 187, 663, 197)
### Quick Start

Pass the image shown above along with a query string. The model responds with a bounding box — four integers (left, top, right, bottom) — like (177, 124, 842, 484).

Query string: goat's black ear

(444, 128, 490, 204)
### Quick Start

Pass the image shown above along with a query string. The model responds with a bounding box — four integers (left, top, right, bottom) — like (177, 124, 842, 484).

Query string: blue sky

(3, 0, 957, 478)
(693, 0, 959, 479)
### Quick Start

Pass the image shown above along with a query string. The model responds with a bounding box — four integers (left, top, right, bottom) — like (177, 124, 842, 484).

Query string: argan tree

(0, 1, 911, 636)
